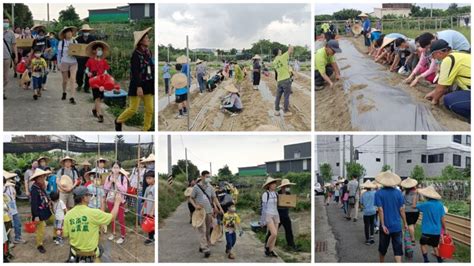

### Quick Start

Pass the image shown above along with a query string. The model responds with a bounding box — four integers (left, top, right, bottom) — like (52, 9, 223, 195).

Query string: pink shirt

(103, 174, 128, 203)
(413, 50, 438, 78)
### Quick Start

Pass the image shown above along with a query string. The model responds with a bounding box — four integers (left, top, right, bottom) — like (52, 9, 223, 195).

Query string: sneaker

(69, 97, 76, 105)
(37, 245, 46, 253)
(13, 238, 27, 244)
(183, 112, 189, 116)
(230, 112, 239, 117)
(175, 114, 184, 119)
(274, 111, 281, 116)
(365, 240, 371, 245)
(114, 119, 122, 131)
(283, 111, 293, 117)
(108, 234, 115, 241)
(264, 247, 270, 256)
(225, 248, 230, 254)
(269, 251, 278, 257)
(144, 239, 154, 246)
(204, 251, 211, 258)
(116, 237, 125, 244)
(369, 239, 375, 245)
(374, 227, 379, 234)
(199, 248, 204, 253)
(33, 94, 38, 100)
(62, 92, 67, 100)
(353, 218, 357, 222)
(228, 252, 235, 259)
(98, 115, 104, 123)
(92, 109, 98, 117)
(54, 239, 60, 245)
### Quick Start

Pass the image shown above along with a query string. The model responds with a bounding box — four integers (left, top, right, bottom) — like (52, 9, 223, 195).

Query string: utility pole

(167, 45, 170, 62)
(11, 4, 14, 29)
(66, 138, 69, 155)
(167, 135, 172, 174)
(209, 162, 212, 176)
(342, 135, 346, 178)
(349, 135, 354, 163)
(47, 3, 50, 25)
(430, 4, 433, 18)
(185, 148, 189, 182)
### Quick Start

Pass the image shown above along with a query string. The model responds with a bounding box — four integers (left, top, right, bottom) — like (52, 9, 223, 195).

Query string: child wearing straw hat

(400, 177, 420, 247)
(416, 186, 447, 263)
(30, 168, 54, 253)
(260, 177, 281, 257)
(85, 41, 111, 123)
(56, 156, 79, 209)
(3, 171, 27, 244)
(220, 83, 243, 117)
(169, 62, 189, 119)
(360, 180, 377, 245)
(115, 27, 154, 131)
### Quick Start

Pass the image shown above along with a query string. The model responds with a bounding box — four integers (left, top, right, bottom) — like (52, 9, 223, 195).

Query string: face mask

(285, 187, 291, 192)
(205, 178, 211, 185)
(3, 23, 9, 30)
(34, 53, 41, 58)
(83, 32, 90, 37)
(96, 49, 103, 57)
(435, 59, 442, 65)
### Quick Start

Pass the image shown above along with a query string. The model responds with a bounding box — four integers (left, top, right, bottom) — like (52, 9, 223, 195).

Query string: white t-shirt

(262, 191, 279, 216)
(53, 200, 67, 221)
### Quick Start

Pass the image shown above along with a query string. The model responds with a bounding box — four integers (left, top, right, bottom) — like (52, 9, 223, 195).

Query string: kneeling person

(314, 40, 341, 89)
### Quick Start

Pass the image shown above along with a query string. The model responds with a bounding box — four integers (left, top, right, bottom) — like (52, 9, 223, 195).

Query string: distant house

(266, 142, 312, 174)
(373, 3, 412, 18)
(88, 3, 154, 23)
(238, 165, 267, 177)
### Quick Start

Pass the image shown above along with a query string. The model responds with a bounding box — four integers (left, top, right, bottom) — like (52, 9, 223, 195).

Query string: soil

(8, 204, 154, 263)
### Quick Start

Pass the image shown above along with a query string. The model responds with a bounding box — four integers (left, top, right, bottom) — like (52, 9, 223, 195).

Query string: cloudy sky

(157, 135, 311, 174)
(158, 3, 311, 49)
(3, 134, 154, 143)
(22, 3, 127, 21)
(315, 3, 471, 15)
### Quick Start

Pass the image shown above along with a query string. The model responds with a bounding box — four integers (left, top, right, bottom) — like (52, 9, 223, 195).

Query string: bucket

(24, 221, 37, 233)
(438, 243, 455, 259)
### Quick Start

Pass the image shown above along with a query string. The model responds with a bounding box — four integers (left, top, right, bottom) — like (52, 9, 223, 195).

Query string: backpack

(259, 191, 279, 215)
(60, 168, 78, 182)
(59, 38, 77, 59)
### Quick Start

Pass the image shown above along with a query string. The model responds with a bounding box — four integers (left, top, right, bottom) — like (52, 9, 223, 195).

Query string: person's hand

(335, 73, 341, 80)
(26, 191, 30, 197)
(114, 193, 122, 204)
(424, 90, 442, 105)
(196, 204, 203, 210)
(410, 76, 421, 87)
(137, 87, 144, 97)
(403, 76, 412, 84)
(239, 230, 244, 237)
(34, 216, 40, 222)
(404, 224, 408, 231)
(99, 86, 105, 92)
(87, 72, 92, 78)
(14, 57, 18, 64)
(382, 225, 389, 234)
(328, 81, 334, 89)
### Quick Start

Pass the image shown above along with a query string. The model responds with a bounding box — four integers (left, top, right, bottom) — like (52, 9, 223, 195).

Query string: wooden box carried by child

(16, 38, 34, 48)
(68, 43, 88, 57)
(278, 194, 297, 208)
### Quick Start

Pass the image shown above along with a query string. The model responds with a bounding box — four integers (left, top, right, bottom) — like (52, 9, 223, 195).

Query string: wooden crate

(278, 194, 297, 208)
(16, 38, 34, 48)
(68, 43, 88, 57)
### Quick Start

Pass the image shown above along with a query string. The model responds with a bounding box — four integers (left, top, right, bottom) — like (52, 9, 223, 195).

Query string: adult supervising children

(272, 45, 294, 117)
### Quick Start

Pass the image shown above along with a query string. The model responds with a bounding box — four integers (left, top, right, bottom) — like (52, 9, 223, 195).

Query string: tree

(171, 159, 200, 181)
(463, 164, 470, 179)
(411, 165, 425, 182)
(333, 8, 362, 20)
(441, 165, 464, 180)
(345, 162, 366, 179)
(381, 164, 392, 172)
(3, 4, 33, 29)
(319, 163, 333, 182)
(218, 164, 232, 177)
(58, 5, 81, 27)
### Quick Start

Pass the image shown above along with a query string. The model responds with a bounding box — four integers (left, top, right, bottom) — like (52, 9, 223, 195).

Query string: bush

(345, 162, 366, 179)
(442, 165, 466, 180)
(158, 179, 187, 222)
(319, 163, 333, 182)
(411, 165, 425, 182)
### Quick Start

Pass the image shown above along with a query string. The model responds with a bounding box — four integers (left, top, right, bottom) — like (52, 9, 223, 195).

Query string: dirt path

(3, 69, 138, 131)
(9, 205, 154, 263)
(159, 74, 311, 131)
(158, 202, 283, 262)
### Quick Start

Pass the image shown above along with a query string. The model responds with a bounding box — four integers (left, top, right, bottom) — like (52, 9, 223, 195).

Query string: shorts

(420, 233, 440, 247)
(405, 212, 420, 225)
(175, 93, 188, 103)
(92, 89, 104, 100)
(378, 230, 403, 256)
(32, 76, 43, 90)
(55, 220, 64, 230)
(59, 62, 77, 72)
(265, 214, 280, 225)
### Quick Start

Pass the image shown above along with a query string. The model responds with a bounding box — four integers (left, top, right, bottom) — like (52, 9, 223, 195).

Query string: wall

(284, 142, 312, 160)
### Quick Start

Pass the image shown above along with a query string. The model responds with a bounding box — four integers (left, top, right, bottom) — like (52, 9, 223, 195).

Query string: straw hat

(59, 26, 77, 40)
(79, 24, 95, 32)
(5, 180, 16, 187)
(196, 59, 204, 64)
(80, 160, 92, 166)
(97, 157, 108, 163)
(120, 168, 130, 177)
(192, 208, 206, 228)
(362, 180, 376, 189)
(381, 37, 395, 49)
(278, 179, 296, 189)
(32, 25, 46, 32)
(29, 169, 52, 181)
(359, 13, 369, 17)
(171, 74, 188, 88)
(60, 156, 75, 164)
(262, 177, 280, 189)
(400, 177, 418, 189)
(176, 55, 190, 64)
(86, 40, 110, 58)
(252, 54, 262, 60)
(37, 156, 49, 162)
(372, 180, 382, 189)
(224, 84, 239, 93)
(324, 183, 331, 187)
(375, 171, 401, 187)
(84, 170, 97, 180)
(4, 170, 17, 179)
(210, 223, 223, 244)
(58, 175, 73, 192)
(184, 187, 193, 197)
(418, 186, 441, 200)
(141, 154, 155, 163)
(133, 27, 152, 48)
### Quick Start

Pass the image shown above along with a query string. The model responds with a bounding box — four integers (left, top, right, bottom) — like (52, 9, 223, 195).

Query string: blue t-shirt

(371, 31, 382, 42)
(175, 86, 188, 96)
(375, 187, 404, 233)
(437, 30, 471, 52)
(416, 200, 445, 235)
(386, 33, 407, 40)
(162, 64, 171, 79)
(46, 175, 57, 195)
(49, 38, 59, 55)
(363, 19, 371, 32)
(360, 190, 376, 216)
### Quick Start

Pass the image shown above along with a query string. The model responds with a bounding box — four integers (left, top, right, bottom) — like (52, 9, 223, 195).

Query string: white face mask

(96, 49, 103, 57)
(83, 32, 90, 37)
(34, 53, 41, 58)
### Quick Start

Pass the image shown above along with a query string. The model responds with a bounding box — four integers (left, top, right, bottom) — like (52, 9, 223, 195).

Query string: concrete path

(158, 202, 283, 263)
(314, 195, 337, 262)
(3, 69, 137, 131)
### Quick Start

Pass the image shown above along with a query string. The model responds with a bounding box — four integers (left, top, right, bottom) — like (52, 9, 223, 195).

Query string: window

(467, 136, 471, 146)
(335, 137, 339, 142)
(276, 162, 280, 172)
(421, 154, 426, 163)
(453, 154, 461, 166)
(303, 160, 308, 170)
(421, 135, 427, 140)
(294, 151, 301, 159)
(428, 154, 444, 163)
(453, 135, 462, 144)
(376, 158, 381, 162)
(336, 162, 340, 167)
(466, 157, 471, 168)
(407, 159, 412, 163)
(144, 4, 150, 17)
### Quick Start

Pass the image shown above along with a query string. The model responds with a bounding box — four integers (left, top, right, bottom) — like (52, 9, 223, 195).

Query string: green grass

(107, 105, 154, 131)
(444, 200, 471, 218)
(385, 26, 470, 41)
(158, 179, 187, 223)
(255, 231, 311, 256)
(414, 224, 471, 262)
